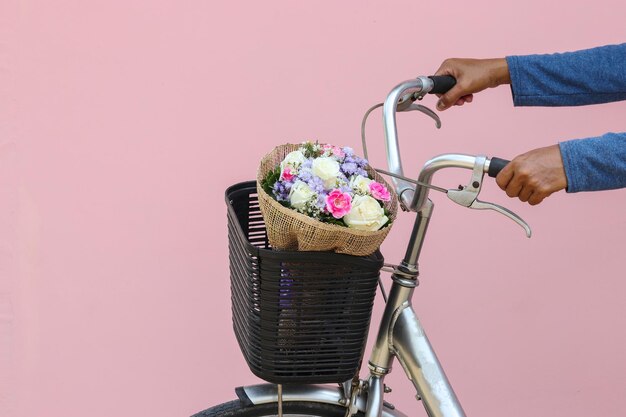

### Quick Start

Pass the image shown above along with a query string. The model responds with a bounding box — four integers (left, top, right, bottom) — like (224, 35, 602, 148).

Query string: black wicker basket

(226, 181, 383, 384)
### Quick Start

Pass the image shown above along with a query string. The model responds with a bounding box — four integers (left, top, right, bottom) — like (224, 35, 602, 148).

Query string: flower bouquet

(257, 142, 397, 256)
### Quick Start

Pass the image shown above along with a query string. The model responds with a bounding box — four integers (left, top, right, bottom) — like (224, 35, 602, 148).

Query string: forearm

(506, 43, 626, 106)
(559, 132, 626, 192)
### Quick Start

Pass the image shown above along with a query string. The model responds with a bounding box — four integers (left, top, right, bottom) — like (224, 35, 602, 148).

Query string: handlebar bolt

(472, 181, 480, 188)
(457, 185, 464, 190)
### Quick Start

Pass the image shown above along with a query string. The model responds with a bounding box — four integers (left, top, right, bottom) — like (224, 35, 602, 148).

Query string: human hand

(496, 145, 568, 205)
(434, 58, 511, 111)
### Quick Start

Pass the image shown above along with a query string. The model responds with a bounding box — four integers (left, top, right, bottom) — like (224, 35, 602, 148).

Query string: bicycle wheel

(191, 399, 361, 417)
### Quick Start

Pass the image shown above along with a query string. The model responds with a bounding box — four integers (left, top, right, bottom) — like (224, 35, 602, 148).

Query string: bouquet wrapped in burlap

(257, 143, 398, 256)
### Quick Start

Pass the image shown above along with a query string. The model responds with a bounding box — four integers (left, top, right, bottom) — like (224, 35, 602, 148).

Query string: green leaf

(317, 213, 348, 227)
(261, 167, 281, 197)
(301, 141, 321, 159)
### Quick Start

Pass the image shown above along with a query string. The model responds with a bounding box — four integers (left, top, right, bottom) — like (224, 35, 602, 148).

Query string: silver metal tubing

(239, 384, 408, 417)
(364, 375, 385, 417)
(382, 79, 425, 208)
(342, 380, 353, 401)
(368, 279, 416, 369)
(402, 199, 434, 267)
(410, 154, 479, 212)
(391, 306, 467, 417)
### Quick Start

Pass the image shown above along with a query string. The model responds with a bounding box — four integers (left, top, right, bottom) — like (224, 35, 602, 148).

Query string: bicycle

(192, 76, 531, 417)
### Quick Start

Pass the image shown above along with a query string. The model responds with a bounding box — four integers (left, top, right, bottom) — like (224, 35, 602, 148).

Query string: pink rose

(325, 189, 352, 219)
(322, 143, 345, 158)
(331, 145, 345, 158)
(281, 166, 295, 181)
(369, 182, 391, 201)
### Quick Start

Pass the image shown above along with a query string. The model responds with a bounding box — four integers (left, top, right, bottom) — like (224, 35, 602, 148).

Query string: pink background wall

(2, 1, 625, 416)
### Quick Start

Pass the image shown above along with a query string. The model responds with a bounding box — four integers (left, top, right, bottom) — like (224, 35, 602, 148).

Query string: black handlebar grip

(488, 157, 510, 178)
(427, 75, 457, 94)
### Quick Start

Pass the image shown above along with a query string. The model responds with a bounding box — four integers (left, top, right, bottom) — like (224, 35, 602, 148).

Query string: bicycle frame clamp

(342, 379, 365, 417)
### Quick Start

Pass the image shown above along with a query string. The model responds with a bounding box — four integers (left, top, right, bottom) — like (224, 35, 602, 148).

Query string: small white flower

(289, 181, 316, 211)
(343, 195, 389, 231)
(280, 150, 306, 173)
(349, 175, 373, 194)
(311, 156, 340, 188)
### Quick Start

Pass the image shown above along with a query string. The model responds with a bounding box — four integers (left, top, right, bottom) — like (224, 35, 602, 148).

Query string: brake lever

(405, 103, 441, 128)
(396, 94, 441, 129)
(468, 199, 532, 237)
(446, 155, 532, 238)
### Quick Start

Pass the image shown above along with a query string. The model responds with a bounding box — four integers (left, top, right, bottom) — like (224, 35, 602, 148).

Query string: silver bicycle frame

(238, 79, 495, 417)
(364, 200, 466, 417)
(363, 79, 473, 417)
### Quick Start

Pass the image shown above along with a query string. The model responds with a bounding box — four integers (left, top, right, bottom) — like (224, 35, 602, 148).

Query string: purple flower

(354, 155, 368, 167)
(307, 176, 325, 194)
(273, 181, 290, 201)
(341, 162, 358, 175)
(339, 183, 352, 194)
(315, 193, 328, 210)
(298, 167, 313, 182)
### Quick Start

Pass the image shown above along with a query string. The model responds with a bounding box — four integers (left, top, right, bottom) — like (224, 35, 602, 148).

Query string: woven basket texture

(256, 143, 398, 256)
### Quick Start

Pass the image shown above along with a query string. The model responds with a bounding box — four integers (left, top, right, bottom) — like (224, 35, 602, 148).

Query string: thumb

(436, 85, 464, 111)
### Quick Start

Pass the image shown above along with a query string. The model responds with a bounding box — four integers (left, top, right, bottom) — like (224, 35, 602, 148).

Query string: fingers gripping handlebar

(376, 76, 531, 237)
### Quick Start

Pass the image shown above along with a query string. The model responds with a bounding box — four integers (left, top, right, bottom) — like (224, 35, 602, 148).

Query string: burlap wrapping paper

(257, 143, 398, 256)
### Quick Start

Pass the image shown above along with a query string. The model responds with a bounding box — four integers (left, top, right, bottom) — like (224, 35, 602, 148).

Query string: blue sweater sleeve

(559, 133, 626, 193)
(506, 44, 626, 193)
(506, 44, 626, 106)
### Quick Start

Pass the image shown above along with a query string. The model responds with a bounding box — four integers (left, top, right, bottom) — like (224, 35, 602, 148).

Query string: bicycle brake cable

(361, 103, 448, 195)
(373, 168, 448, 194)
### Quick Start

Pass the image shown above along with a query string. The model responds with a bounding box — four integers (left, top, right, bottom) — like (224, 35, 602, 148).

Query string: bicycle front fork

(366, 302, 467, 417)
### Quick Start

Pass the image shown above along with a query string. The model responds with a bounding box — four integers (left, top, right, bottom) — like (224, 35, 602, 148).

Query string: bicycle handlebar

(487, 157, 511, 178)
(382, 78, 428, 205)
(427, 75, 457, 94)
(382, 76, 458, 209)
(380, 77, 529, 237)
(411, 154, 490, 212)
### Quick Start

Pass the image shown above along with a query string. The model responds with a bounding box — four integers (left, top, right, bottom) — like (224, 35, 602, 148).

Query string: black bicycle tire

(191, 399, 363, 417)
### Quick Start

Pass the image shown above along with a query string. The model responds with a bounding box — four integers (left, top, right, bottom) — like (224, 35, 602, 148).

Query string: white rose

(311, 157, 340, 188)
(349, 175, 372, 194)
(289, 181, 315, 210)
(280, 150, 306, 172)
(343, 195, 389, 231)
